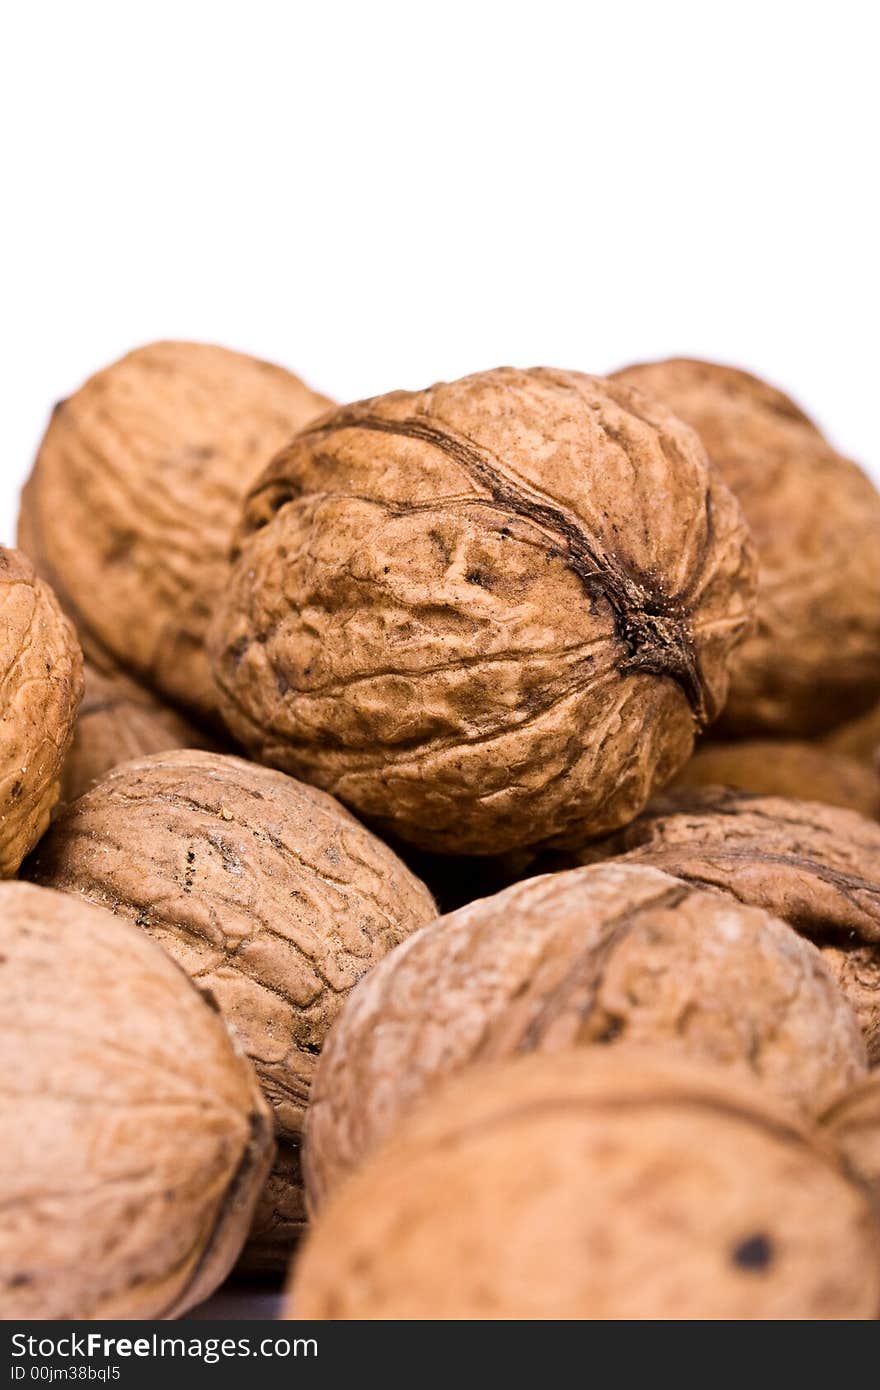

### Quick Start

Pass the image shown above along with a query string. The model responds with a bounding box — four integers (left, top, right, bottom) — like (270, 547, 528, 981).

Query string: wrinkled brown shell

(24, 749, 436, 1269)
(306, 862, 864, 1205)
(61, 659, 219, 803)
(0, 548, 83, 876)
(0, 881, 273, 1320)
(18, 341, 332, 722)
(290, 1050, 880, 1320)
(612, 359, 880, 736)
(825, 700, 880, 769)
(557, 788, 880, 1060)
(671, 739, 880, 818)
(821, 1074, 880, 1211)
(209, 367, 756, 855)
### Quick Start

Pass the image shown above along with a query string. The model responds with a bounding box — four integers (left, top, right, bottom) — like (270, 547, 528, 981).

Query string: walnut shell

(558, 788, 880, 1060)
(305, 862, 864, 1205)
(24, 749, 436, 1269)
(612, 358, 880, 736)
(825, 699, 880, 769)
(209, 367, 756, 855)
(821, 1074, 880, 1211)
(61, 659, 219, 803)
(290, 1050, 880, 1320)
(671, 739, 880, 818)
(18, 341, 332, 723)
(0, 881, 273, 1319)
(0, 548, 83, 876)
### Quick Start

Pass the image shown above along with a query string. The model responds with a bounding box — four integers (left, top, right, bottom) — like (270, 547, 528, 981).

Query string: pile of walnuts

(2, 341, 880, 1321)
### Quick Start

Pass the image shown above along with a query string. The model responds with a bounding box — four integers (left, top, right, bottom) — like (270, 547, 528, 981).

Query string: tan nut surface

(612, 358, 880, 736)
(291, 1050, 880, 1320)
(61, 659, 219, 803)
(18, 341, 332, 722)
(305, 862, 865, 1205)
(671, 739, 880, 818)
(24, 749, 436, 1269)
(821, 1074, 880, 1208)
(0, 882, 274, 1320)
(209, 367, 756, 855)
(560, 788, 880, 1061)
(824, 699, 880, 768)
(0, 547, 83, 876)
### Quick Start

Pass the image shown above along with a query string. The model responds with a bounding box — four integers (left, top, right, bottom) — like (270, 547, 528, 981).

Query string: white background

(2, 0, 879, 548)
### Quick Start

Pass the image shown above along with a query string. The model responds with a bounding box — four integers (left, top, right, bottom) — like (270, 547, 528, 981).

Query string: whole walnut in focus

(558, 788, 880, 1060)
(291, 1051, 880, 1320)
(61, 657, 220, 802)
(0, 548, 82, 875)
(24, 750, 436, 1270)
(18, 341, 332, 723)
(0, 882, 273, 1319)
(612, 359, 880, 736)
(210, 368, 756, 855)
(305, 862, 864, 1205)
(671, 739, 880, 818)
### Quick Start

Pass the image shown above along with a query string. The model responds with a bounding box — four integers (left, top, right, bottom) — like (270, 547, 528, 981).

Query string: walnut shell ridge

(671, 739, 880, 819)
(18, 341, 332, 723)
(210, 367, 757, 855)
(613, 358, 880, 736)
(61, 658, 220, 803)
(821, 1074, 880, 1216)
(0, 882, 274, 1320)
(0, 547, 83, 876)
(305, 861, 864, 1205)
(557, 787, 880, 1061)
(24, 749, 436, 1269)
(291, 1050, 880, 1320)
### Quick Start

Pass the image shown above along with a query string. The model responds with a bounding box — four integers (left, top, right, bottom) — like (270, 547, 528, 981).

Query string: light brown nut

(24, 749, 436, 1269)
(305, 862, 864, 1206)
(612, 358, 880, 736)
(290, 1050, 880, 1320)
(824, 699, 880, 768)
(821, 1074, 880, 1209)
(209, 367, 756, 855)
(0, 881, 273, 1320)
(18, 341, 332, 723)
(671, 738, 880, 818)
(554, 787, 880, 1060)
(61, 659, 220, 803)
(0, 548, 83, 876)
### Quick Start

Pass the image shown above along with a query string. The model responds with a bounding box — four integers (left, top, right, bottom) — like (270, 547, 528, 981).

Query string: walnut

(209, 368, 756, 855)
(62, 658, 219, 803)
(825, 699, 880, 769)
(290, 1050, 880, 1320)
(670, 739, 880, 818)
(612, 358, 880, 736)
(0, 548, 82, 876)
(18, 341, 332, 724)
(557, 787, 880, 1060)
(821, 1074, 880, 1213)
(0, 881, 273, 1319)
(305, 862, 863, 1206)
(23, 749, 436, 1268)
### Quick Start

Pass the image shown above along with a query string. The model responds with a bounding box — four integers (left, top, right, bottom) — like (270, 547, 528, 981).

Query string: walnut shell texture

(671, 739, 880, 818)
(18, 341, 332, 722)
(210, 367, 756, 855)
(24, 749, 436, 1268)
(305, 862, 864, 1206)
(821, 1074, 880, 1212)
(0, 882, 274, 1320)
(61, 659, 219, 803)
(612, 358, 880, 736)
(0, 547, 83, 876)
(559, 788, 880, 1060)
(291, 1050, 880, 1320)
